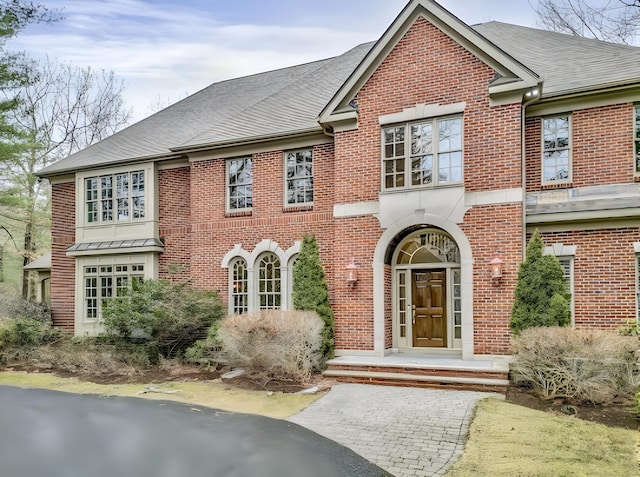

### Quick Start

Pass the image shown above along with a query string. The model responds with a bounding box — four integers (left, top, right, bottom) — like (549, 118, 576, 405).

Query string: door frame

(393, 264, 462, 351)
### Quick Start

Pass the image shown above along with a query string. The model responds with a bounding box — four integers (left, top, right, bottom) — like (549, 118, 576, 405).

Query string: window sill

(225, 210, 253, 218)
(380, 183, 464, 194)
(541, 182, 573, 190)
(282, 204, 313, 213)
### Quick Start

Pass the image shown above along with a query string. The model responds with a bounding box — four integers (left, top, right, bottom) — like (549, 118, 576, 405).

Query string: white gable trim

(319, 0, 541, 128)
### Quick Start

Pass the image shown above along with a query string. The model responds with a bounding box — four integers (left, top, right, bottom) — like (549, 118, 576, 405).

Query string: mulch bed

(506, 385, 638, 430)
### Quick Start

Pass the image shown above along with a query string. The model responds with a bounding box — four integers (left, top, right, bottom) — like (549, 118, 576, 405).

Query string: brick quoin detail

(50, 182, 76, 332)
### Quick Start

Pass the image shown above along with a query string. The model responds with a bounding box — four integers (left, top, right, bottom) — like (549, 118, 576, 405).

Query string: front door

(412, 270, 446, 347)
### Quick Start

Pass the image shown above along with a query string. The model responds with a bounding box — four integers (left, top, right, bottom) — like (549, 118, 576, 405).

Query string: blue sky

(11, 0, 538, 121)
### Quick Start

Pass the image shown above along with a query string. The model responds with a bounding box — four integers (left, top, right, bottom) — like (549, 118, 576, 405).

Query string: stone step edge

(323, 369, 510, 387)
(327, 362, 510, 374)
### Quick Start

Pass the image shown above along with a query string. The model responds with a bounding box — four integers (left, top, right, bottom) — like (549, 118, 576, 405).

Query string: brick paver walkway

(289, 383, 499, 477)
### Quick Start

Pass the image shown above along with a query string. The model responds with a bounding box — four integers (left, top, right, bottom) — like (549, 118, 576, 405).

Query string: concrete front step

(324, 369, 509, 393)
(323, 357, 510, 393)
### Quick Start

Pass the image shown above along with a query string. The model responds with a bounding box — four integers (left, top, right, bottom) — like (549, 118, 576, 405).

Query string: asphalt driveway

(0, 385, 391, 477)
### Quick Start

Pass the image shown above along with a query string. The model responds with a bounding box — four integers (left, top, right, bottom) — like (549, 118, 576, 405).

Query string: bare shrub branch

(218, 310, 324, 382)
(511, 326, 639, 403)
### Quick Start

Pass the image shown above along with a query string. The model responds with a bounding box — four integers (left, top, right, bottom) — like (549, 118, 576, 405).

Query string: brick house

(39, 0, 640, 388)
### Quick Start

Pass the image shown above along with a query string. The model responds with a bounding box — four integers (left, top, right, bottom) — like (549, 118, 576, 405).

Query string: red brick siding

(538, 228, 639, 330)
(50, 182, 76, 332)
(331, 17, 524, 351)
(526, 103, 636, 191)
(461, 204, 523, 355)
(188, 144, 337, 316)
(334, 16, 522, 205)
(158, 167, 192, 282)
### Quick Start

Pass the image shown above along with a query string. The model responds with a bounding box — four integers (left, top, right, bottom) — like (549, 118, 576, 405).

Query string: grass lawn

(445, 398, 639, 477)
(0, 371, 321, 419)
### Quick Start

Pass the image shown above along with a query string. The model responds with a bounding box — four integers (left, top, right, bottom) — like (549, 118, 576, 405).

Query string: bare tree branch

(532, 0, 640, 44)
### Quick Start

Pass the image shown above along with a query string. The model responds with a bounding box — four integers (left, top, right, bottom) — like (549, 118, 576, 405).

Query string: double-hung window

(285, 149, 313, 206)
(383, 116, 462, 190)
(634, 105, 640, 175)
(542, 115, 571, 184)
(227, 157, 252, 211)
(85, 171, 145, 224)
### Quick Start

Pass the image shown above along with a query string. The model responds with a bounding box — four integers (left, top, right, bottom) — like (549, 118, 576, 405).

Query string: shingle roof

(39, 21, 639, 177)
(38, 42, 374, 176)
(473, 22, 640, 97)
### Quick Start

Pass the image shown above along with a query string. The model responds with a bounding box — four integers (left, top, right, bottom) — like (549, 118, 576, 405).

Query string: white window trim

(283, 148, 314, 208)
(76, 163, 154, 229)
(381, 115, 464, 191)
(541, 114, 572, 185)
(544, 244, 576, 326)
(221, 240, 301, 315)
(226, 156, 253, 213)
(379, 102, 466, 125)
(74, 253, 158, 337)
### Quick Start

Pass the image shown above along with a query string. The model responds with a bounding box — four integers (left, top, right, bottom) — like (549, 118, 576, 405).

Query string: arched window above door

(396, 229, 460, 265)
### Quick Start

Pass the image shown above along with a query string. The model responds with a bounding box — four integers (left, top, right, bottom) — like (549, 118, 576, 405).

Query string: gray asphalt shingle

(39, 22, 639, 176)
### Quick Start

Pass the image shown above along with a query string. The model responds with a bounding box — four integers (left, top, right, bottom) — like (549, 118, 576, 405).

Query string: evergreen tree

(292, 234, 335, 361)
(510, 230, 571, 334)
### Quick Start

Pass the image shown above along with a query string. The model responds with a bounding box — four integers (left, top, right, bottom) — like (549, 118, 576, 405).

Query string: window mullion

(405, 124, 411, 187)
(433, 118, 438, 186)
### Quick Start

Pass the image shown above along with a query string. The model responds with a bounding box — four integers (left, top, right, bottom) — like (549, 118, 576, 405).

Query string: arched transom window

(396, 229, 460, 265)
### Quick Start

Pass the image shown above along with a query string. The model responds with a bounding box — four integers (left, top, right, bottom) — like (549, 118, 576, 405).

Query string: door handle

(412, 305, 416, 325)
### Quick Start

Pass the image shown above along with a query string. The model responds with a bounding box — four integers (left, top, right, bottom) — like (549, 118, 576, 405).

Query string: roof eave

(170, 127, 325, 154)
(37, 152, 186, 179)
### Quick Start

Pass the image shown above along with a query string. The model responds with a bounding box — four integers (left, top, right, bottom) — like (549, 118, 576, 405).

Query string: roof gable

(319, 0, 541, 128)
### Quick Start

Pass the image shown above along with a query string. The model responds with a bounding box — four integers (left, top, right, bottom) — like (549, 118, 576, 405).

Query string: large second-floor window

(285, 149, 313, 206)
(227, 157, 252, 211)
(86, 171, 145, 224)
(634, 105, 640, 174)
(383, 116, 462, 190)
(542, 115, 571, 184)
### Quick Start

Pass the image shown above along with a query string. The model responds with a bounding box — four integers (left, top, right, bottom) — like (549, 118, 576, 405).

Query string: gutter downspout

(521, 86, 542, 260)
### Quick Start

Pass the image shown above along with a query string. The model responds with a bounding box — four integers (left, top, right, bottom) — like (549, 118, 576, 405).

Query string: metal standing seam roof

(38, 22, 639, 177)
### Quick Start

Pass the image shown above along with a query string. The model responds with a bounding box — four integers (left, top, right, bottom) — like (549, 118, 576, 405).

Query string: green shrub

(510, 230, 571, 334)
(184, 324, 222, 369)
(0, 317, 60, 348)
(102, 279, 224, 359)
(218, 310, 324, 381)
(511, 326, 639, 404)
(292, 234, 335, 362)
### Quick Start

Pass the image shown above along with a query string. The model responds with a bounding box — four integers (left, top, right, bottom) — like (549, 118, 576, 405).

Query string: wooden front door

(412, 270, 446, 347)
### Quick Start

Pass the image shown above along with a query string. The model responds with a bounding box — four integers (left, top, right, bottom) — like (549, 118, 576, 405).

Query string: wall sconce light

(490, 254, 503, 280)
(345, 258, 358, 284)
